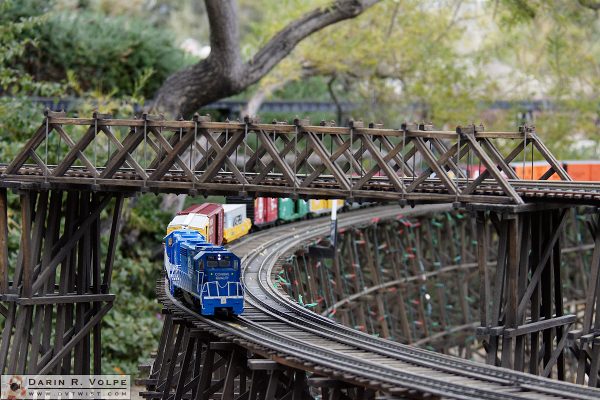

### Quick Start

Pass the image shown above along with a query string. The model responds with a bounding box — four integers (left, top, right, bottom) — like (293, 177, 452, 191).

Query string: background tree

(152, 0, 381, 117)
(483, 0, 600, 158)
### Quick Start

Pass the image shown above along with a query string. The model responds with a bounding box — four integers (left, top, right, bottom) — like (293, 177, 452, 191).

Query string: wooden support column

(0, 188, 8, 293)
(0, 190, 123, 376)
(500, 215, 519, 369)
(574, 210, 600, 386)
(20, 192, 33, 298)
(474, 206, 575, 380)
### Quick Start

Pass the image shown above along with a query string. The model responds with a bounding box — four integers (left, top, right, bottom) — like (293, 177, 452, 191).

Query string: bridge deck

(2, 112, 598, 205)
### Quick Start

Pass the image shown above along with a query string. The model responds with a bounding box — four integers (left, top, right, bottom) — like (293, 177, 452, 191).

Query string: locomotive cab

(195, 249, 243, 316)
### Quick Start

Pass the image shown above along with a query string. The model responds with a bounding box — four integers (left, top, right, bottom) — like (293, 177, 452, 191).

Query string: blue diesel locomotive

(164, 229, 244, 316)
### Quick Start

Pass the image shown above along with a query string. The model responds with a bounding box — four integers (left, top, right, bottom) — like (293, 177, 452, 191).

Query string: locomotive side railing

(202, 281, 244, 298)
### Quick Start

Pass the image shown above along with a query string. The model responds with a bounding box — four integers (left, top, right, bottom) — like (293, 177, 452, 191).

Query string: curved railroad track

(156, 204, 600, 399)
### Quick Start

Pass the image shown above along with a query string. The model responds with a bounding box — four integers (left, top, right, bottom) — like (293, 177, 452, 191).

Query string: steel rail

(157, 205, 600, 399)
(244, 207, 600, 399)
(163, 281, 524, 399)
(4, 165, 600, 205)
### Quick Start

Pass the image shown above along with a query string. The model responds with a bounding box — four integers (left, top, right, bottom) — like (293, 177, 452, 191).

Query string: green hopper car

(278, 198, 309, 221)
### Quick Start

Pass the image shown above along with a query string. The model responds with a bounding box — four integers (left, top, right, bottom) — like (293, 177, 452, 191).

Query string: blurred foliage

(12, 7, 191, 97)
(1, 0, 192, 100)
(0, 0, 189, 376)
(102, 195, 173, 375)
(483, 0, 600, 158)
(240, 1, 495, 130)
(237, 0, 600, 158)
(0, 0, 64, 96)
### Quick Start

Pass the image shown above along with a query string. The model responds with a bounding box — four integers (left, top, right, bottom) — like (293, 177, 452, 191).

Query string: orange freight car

(512, 160, 600, 181)
(564, 161, 600, 181)
(513, 161, 560, 180)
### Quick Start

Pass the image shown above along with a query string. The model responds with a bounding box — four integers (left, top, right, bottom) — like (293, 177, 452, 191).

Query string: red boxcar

(178, 203, 224, 245)
(225, 196, 279, 228)
(253, 197, 278, 226)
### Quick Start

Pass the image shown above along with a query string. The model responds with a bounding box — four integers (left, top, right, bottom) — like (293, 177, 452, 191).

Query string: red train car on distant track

(226, 196, 279, 229)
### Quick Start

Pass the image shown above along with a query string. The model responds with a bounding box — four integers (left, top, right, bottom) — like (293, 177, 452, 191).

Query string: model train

(164, 229, 243, 316)
(164, 197, 346, 316)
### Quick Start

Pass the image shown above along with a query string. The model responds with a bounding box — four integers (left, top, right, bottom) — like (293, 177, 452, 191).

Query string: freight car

(166, 203, 251, 245)
(225, 196, 279, 229)
(163, 197, 359, 317)
(166, 198, 346, 248)
(277, 198, 309, 222)
(226, 196, 345, 227)
(513, 160, 600, 181)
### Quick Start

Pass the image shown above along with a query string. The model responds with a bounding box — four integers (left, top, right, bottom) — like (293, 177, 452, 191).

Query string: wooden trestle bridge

(2, 111, 600, 398)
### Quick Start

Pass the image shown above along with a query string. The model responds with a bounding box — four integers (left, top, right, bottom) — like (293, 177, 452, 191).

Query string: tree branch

(205, 0, 242, 74)
(244, 0, 381, 86)
(327, 75, 343, 125)
(579, 0, 600, 10)
(153, 0, 380, 117)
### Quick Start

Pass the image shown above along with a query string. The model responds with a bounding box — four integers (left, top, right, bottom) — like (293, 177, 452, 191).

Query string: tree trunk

(152, 0, 381, 118)
(153, 57, 242, 118)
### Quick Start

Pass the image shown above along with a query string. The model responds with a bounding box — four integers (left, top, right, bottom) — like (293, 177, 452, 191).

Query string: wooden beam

(305, 131, 351, 191)
(4, 123, 51, 174)
(462, 139, 528, 195)
(31, 195, 112, 293)
(38, 302, 113, 374)
(516, 210, 568, 320)
(412, 138, 458, 195)
(354, 135, 405, 193)
(460, 133, 524, 204)
(531, 135, 571, 181)
(14, 293, 115, 305)
(0, 189, 8, 293)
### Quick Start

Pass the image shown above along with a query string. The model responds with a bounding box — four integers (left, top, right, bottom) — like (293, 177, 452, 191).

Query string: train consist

(164, 197, 345, 316)
(162, 159, 600, 317)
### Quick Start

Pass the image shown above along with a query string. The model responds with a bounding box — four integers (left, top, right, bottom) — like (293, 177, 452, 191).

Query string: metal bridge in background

(26, 97, 357, 119)
(2, 111, 600, 399)
(26, 96, 552, 118)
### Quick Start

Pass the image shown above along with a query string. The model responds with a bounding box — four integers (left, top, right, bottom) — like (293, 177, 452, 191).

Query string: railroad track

(4, 164, 600, 204)
(157, 205, 600, 399)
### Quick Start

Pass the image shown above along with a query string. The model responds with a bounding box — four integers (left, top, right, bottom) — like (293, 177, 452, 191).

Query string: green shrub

(2, 0, 193, 98)
(22, 10, 192, 97)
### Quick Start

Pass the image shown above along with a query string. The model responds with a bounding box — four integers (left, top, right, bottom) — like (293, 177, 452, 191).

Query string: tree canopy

(153, 0, 381, 117)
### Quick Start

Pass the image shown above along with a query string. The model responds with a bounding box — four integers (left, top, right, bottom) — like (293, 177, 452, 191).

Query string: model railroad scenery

(163, 198, 345, 316)
(4, 1, 600, 400)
